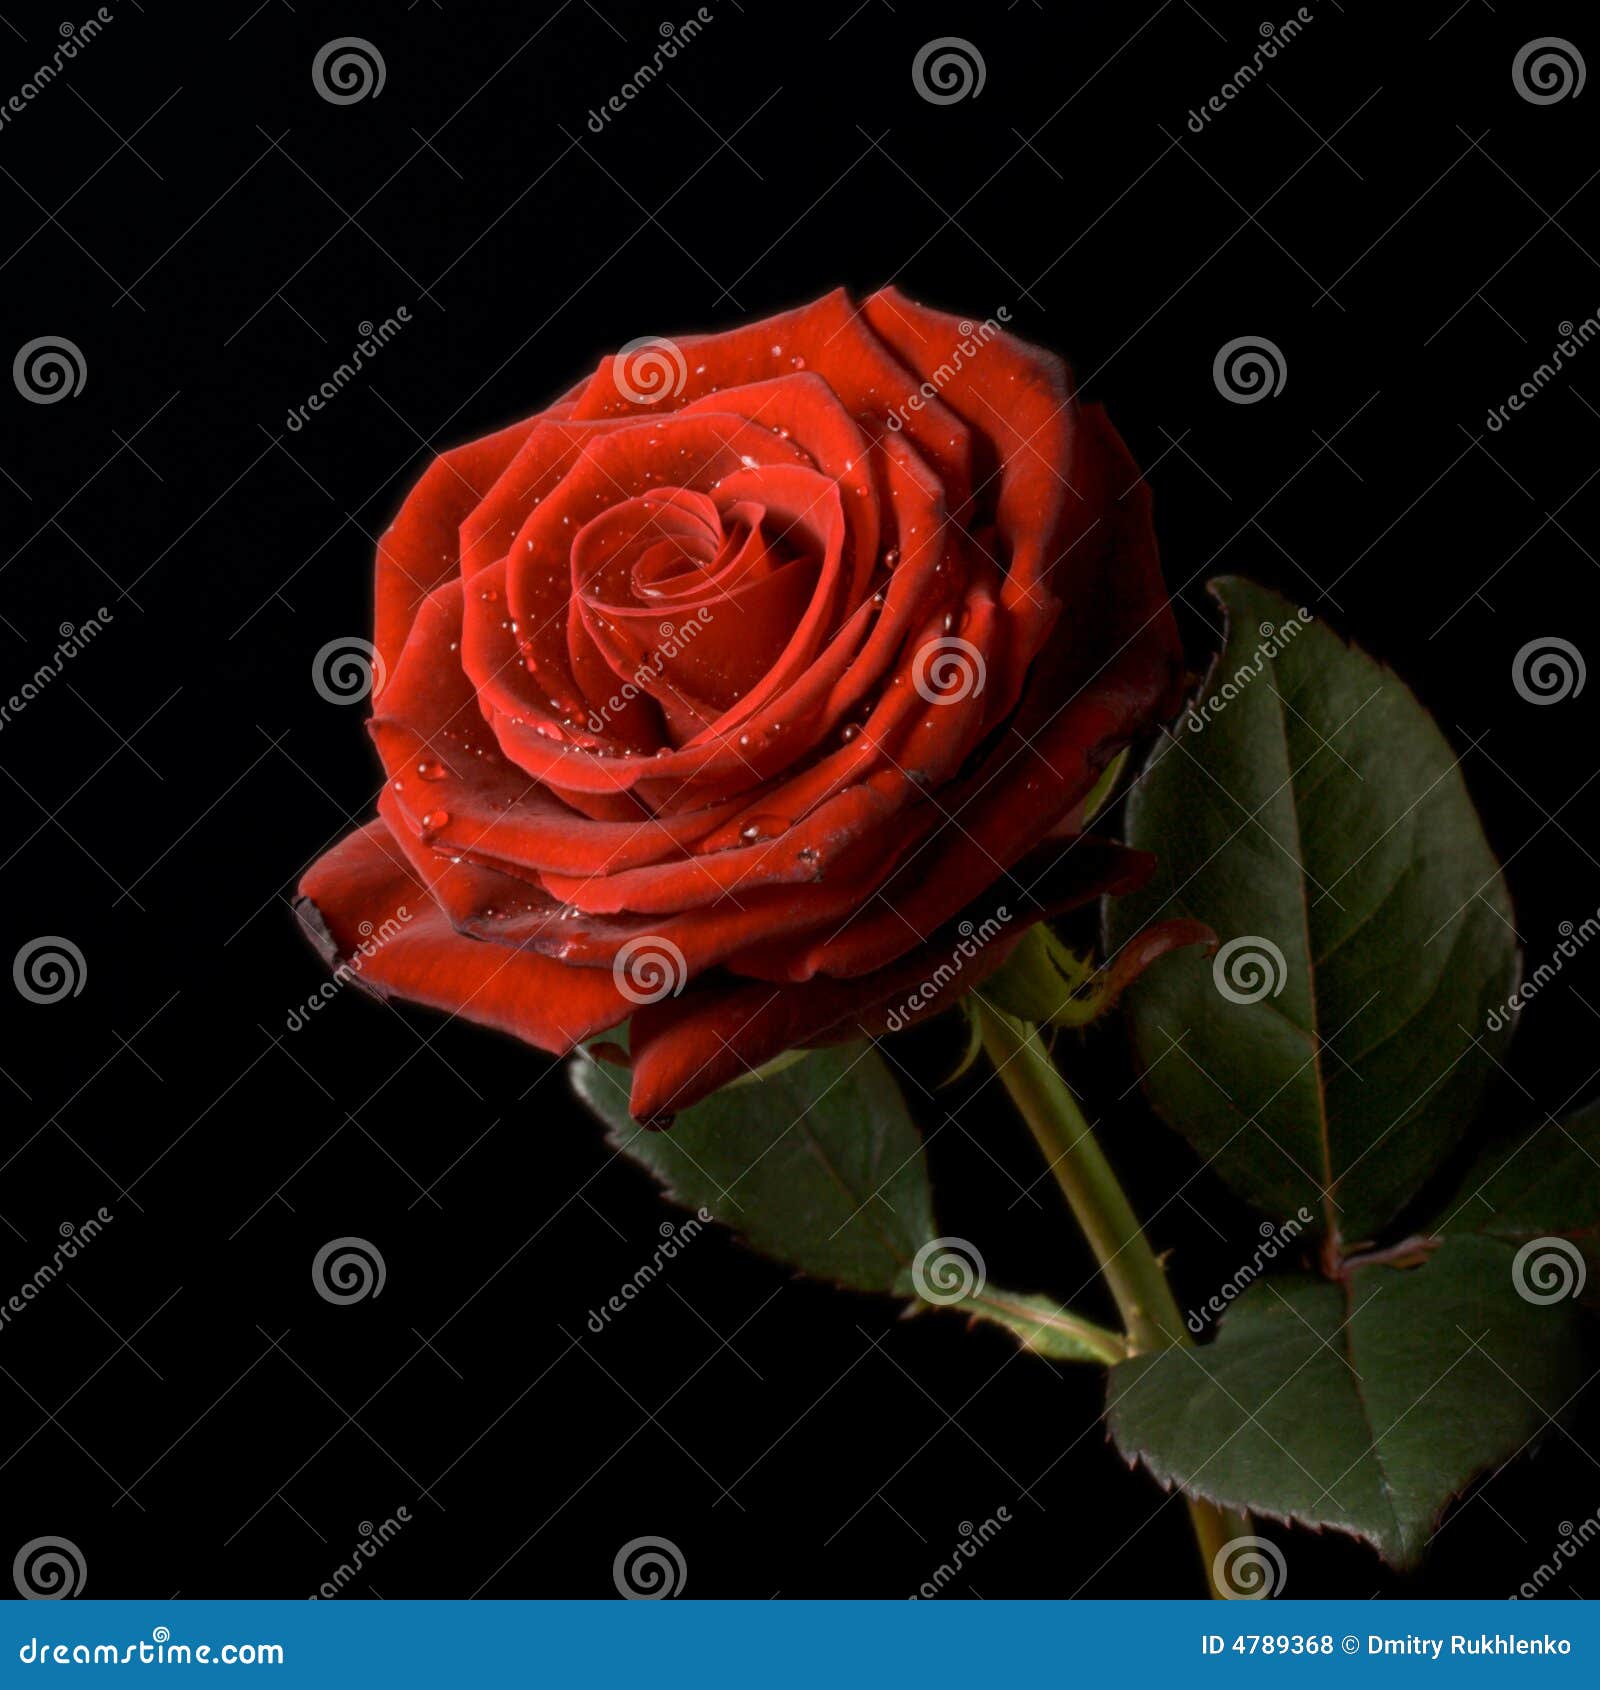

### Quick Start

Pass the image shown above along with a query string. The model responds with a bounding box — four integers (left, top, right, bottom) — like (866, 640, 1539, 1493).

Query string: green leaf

(1436, 1098, 1600, 1254)
(573, 1044, 1126, 1364)
(964, 1287, 1126, 1364)
(571, 1040, 936, 1294)
(1105, 577, 1518, 1246)
(1106, 1236, 1582, 1569)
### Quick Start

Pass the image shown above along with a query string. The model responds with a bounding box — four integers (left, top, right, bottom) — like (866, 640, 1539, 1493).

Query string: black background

(3, 0, 1600, 1600)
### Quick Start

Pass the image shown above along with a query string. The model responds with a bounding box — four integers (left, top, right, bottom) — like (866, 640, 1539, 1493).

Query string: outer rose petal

(296, 819, 632, 1050)
(375, 415, 547, 678)
(863, 287, 1075, 687)
(624, 838, 1154, 1122)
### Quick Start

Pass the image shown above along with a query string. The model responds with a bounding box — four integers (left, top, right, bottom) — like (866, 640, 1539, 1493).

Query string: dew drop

(740, 812, 790, 842)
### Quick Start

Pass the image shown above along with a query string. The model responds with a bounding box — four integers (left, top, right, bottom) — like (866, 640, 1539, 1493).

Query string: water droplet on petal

(740, 812, 790, 843)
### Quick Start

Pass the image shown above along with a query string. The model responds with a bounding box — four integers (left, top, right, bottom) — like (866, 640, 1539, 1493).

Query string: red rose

(297, 288, 1181, 1121)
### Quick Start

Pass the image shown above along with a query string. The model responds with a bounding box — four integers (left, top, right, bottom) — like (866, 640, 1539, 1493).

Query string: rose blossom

(297, 288, 1182, 1121)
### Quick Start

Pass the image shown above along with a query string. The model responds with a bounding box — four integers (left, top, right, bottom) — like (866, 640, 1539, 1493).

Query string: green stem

(971, 995, 1252, 1598)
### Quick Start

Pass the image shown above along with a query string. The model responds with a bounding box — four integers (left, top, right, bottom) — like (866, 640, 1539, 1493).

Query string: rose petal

(296, 818, 631, 1051)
